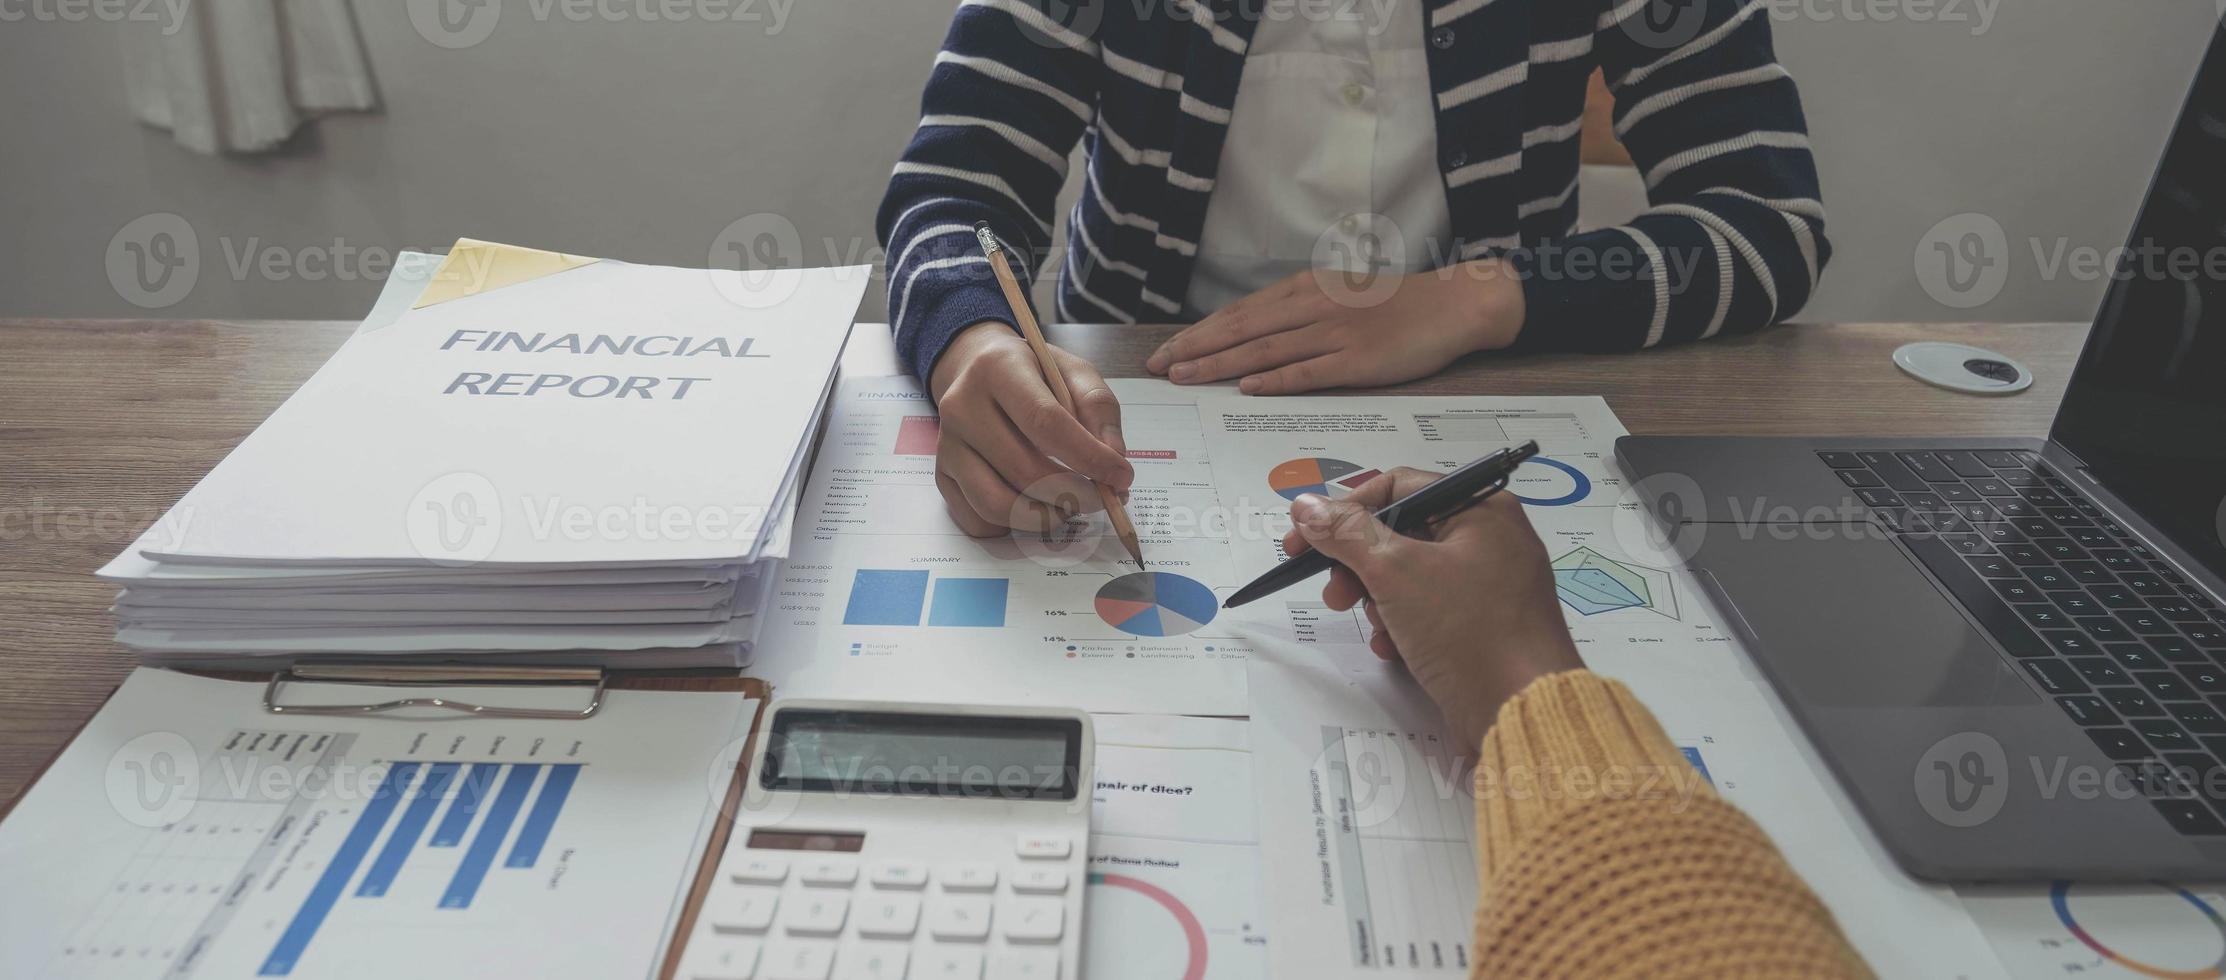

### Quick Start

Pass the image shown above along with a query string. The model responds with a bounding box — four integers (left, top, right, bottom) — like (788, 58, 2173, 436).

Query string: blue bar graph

(1681, 746, 1715, 788)
(259, 763, 417, 975)
(430, 763, 498, 847)
(356, 763, 457, 897)
(505, 764, 580, 868)
(928, 577, 1009, 627)
(440, 764, 539, 909)
(843, 569, 930, 626)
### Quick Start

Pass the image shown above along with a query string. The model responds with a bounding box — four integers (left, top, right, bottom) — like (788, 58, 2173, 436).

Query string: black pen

(1222, 441, 1540, 609)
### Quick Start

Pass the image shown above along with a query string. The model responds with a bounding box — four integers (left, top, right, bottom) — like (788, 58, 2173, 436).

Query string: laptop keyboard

(1820, 449, 2226, 835)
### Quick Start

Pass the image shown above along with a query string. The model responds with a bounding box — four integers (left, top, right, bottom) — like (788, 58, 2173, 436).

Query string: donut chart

(1508, 456, 1592, 506)
(1268, 457, 1383, 502)
(1095, 572, 1219, 637)
(1090, 871, 1209, 980)
(2051, 881, 2226, 978)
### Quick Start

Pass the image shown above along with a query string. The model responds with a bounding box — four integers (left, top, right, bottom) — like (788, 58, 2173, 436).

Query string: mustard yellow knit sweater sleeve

(1469, 670, 1874, 979)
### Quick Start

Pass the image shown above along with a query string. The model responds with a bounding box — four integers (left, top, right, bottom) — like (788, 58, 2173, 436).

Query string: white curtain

(123, 0, 378, 154)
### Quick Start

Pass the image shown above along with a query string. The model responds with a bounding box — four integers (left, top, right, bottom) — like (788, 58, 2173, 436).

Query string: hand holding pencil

(968, 223, 1146, 567)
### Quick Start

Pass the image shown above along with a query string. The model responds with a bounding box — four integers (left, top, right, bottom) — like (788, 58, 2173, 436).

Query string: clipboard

(0, 660, 772, 980)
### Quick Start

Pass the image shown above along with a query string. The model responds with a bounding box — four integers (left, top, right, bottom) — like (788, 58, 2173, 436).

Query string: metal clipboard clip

(262, 662, 609, 720)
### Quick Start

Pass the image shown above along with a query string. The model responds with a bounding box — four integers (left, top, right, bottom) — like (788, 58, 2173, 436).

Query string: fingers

(1362, 602, 1397, 661)
(935, 471, 1003, 538)
(1167, 324, 1343, 386)
(937, 442, 1073, 534)
(1321, 565, 1368, 611)
(1055, 349, 1128, 459)
(962, 409, 1103, 514)
(1289, 492, 1403, 579)
(993, 383, 1134, 490)
(1236, 353, 1351, 396)
(1148, 274, 1328, 375)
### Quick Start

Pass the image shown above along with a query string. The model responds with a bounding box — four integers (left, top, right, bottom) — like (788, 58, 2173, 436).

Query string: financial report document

(0, 670, 755, 980)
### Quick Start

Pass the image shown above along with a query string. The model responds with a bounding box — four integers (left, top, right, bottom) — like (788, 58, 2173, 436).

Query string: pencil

(972, 222, 1147, 568)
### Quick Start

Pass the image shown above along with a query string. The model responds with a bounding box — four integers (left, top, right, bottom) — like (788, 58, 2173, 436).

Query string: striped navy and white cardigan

(875, 0, 1829, 382)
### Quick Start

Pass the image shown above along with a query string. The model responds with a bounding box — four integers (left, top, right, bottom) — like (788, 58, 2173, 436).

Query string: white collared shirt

(1182, 0, 1455, 318)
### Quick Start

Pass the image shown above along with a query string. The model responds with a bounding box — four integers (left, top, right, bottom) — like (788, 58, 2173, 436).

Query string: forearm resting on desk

(1469, 670, 1873, 979)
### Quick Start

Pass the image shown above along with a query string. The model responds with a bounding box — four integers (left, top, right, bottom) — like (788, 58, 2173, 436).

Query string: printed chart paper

(753, 378, 1254, 714)
(1088, 715, 1268, 980)
(0, 670, 755, 980)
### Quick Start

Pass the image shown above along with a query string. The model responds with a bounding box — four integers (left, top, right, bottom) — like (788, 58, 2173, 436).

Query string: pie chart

(1268, 457, 1382, 502)
(1094, 572, 1219, 637)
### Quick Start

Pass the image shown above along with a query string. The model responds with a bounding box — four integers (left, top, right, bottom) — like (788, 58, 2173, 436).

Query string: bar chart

(841, 569, 1011, 628)
(259, 761, 582, 975)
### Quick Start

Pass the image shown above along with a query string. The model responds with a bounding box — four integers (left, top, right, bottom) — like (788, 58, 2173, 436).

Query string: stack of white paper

(100, 241, 869, 669)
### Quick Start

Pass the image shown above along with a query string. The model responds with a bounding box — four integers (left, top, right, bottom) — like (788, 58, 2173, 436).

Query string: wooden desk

(0, 317, 2084, 805)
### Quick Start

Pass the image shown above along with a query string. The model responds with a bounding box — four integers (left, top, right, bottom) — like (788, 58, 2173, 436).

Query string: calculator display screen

(763, 709, 1083, 801)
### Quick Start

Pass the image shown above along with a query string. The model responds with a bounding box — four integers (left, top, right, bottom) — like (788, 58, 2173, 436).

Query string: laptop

(1617, 18, 2226, 882)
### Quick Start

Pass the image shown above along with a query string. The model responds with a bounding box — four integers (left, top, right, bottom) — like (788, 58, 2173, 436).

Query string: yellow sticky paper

(412, 238, 600, 308)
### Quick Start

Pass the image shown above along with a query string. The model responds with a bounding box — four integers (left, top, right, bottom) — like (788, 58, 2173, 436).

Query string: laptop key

(1999, 544, 2048, 565)
(1955, 502, 2004, 523)
(2025, 659, 2090, 694)
(2009, 516, 2057, 537)
(2150, 799, 2226, 835)
(2108, 643, 2163, 671)
(1978, 523, 2023, 544)
(2171, 702, 2226, 734)
(2000, 469, 2042, 487)
(2104, 688, 2167, 717)
(2139, 671, 2203, 701)
(2043, 507, 2092, 526)
(2053, 594, 2102, 617)
(2041, 632, 2100, 656)
(1898, 452, 1960, 483)
(1902, 491, 1948, 511)
(2016, 605, 2068, 630)
(2124, 574, 2175, 597)
(1855, 488, 1902, 508)
(1965, 554, 2018, 579)
(2154, 600, 2207, 623)
(2151, 636, 2206, 663)
(2058, 695, 2119, 726)
(2074, 617, 2131, 642)
(1857, 452, 1930, 491)
(2070, 657, 2130, 686)
(1902, 535, 2054, 659)
(2185, 625, 2226, 649)
(2092, 550, 2140, 572)
(1975, 450, 2026, 468)
(2121, 760, 2198, 799)
(1837, 469, 1885, 488)
(1818, 452, 1864, 469)
(2120, 611, 2177, 635)
(1941, 535, 1996, 557)
(2093, 585, 2143, 609)
(2027, 567, 2076, 591)
(2185, 665, 2226, 692)
(2033, 538, 2087, 562)
(2020, 488, 2066, 507)
(2086, 727, 2150, 759)
(1934, 450, 1996, 479)
(2064, 561, 2116, 585)
(1970, 478, 2017, 497)
(1990, 579, 2041, 603)
(2138, 718, 2201, 753)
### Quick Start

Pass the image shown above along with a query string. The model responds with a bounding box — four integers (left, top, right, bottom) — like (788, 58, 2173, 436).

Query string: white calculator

(681, 699, 1094, 980)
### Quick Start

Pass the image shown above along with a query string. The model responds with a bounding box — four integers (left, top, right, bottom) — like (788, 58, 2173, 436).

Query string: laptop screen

(2052, 16, 2226, 579)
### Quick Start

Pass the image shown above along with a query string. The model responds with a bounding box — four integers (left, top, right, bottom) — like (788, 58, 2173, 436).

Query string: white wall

(1, 1, 2218, 325)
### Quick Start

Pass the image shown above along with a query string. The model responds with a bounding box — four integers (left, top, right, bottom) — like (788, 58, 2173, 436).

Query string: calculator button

(799, 859, 859, 887)
(784, 893, 852, 938)
(1000, 899, 1066, 944)
(688, 937, 764, 980)
(917, 948, 985, 980)
(1015, 835, 1073, 860)
(854, 894, 922, 939)
(928, 896, 995, 941)
(1011, 867, 1071, 895)
(711, 888, 782, 935)
(990, 949, 1063, 979)
(731, 854, 791, 885)
(763, 941, 838, 980)
(869, 860, 929, 890)
(838, 943, 910, 980)
(939, 863, 1000, 892)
